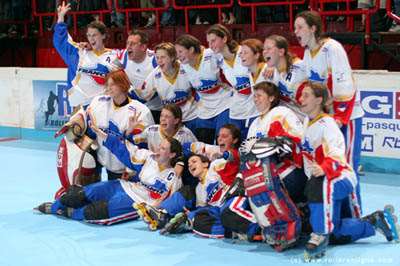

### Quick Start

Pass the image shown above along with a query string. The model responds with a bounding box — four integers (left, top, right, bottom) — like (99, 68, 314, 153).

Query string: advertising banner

(32, 80, 72, 130)
(360, 89, 400, 159)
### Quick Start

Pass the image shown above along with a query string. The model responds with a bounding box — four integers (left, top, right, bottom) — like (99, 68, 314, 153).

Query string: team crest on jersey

(155, 72, 162, 79)
(161, 91, 188, 106)
(300, 138, 313, 153)
(206, 181, 222, 203)
(78, 63, 110, 85)
(235, 76, 251, 95)
(195, 79, 220, 94)
(309, 70, 325, 83)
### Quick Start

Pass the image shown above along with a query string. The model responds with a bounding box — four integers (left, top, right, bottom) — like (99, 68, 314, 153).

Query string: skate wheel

(384, 205, 395, 214)
(149, 223, 157, 231)
(304, 252, 312, 262)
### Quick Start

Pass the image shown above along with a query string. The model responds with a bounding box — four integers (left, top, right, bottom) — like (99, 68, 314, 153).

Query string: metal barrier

(32, 0, 112, 36)
(310, 0, 381, 44)
(237, 0, 306, 32)
(172, 0, 234, 33)
(386, 0, 400, 24)
(115, 0, 170, 34)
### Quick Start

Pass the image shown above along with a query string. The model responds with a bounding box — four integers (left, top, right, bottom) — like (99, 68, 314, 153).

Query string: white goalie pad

(56, 135, 96, 189)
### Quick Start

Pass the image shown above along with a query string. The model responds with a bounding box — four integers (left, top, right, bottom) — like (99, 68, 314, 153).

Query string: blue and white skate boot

(362, 206, 400, 242)
(304, 233, 329, 262)
(133, 202, 169, 231)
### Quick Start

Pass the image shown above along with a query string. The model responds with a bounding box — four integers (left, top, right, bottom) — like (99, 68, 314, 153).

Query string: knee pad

(304, 177, 324, 203)
(221, 207, 250, 234)
(83, 201, 109, 221)
(192, 211, 216, 235)
(60, 185, 87, 208)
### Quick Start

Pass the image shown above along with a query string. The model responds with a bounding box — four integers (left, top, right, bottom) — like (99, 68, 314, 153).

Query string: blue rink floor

(0, 140, 399, 266)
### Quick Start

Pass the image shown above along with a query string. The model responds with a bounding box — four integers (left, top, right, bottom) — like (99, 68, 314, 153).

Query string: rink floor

(0, 139, 399, 266)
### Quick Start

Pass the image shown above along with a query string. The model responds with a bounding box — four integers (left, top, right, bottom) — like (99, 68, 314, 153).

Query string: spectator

(389, 0, 400, 32)
(141, 0, 156, 28)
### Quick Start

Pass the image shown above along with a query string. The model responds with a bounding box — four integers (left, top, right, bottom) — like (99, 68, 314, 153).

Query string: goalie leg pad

(60, 185, 87, 208)
(242, 161, 269, 197)
(84, 201, 109, 220)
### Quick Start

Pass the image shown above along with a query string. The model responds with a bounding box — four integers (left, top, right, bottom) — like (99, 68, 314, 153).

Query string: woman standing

(175, 34, 233, 144)
(294, 10, 364, 213)
(206, 24, 258, 139)
(53, 1, 120, 108)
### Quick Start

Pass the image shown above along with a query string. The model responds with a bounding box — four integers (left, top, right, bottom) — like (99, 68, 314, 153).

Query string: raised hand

(126, 110, 143, 135)
(57, 1, 71, 23)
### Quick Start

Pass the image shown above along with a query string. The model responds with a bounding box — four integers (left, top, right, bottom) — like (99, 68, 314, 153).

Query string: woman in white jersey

(206, 24, 258, 139)
(35, 137, 182, 226)
(298, 82, 397, 261)
(54, 1, 119, 109)
(239, 38, 269, 88)
(175, 34, 233, 144)
(64, 70, 154, 180)
(294, 10, 364, 214)
(136, 42, 198, 132)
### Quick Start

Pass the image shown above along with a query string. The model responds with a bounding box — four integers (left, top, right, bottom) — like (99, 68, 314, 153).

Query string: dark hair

(175, 34, 201, 54)
(304, 81, 330, 113)
(241, 38, 265, 63)
(188, 153, 210, 166)
(265, 34, 295, 72)
(105, 70, 131, 93)
(295, 10, 323, 40)
(220, 123, 241, 149)
(87, 21, 107, 35)
(162, 104, 183, 129)
(129, 29, 149, 45)
(206, 24, 239, 54)
(253, 81, 281, 108)
(165, 136, 183, 167)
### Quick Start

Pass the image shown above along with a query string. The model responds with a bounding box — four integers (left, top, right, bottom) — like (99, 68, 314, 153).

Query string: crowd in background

(1, 0, 399, 39)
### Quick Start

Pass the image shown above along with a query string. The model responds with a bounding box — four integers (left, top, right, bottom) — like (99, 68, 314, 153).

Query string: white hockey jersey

(85, 95, 154, 173)
(119, 48, 162, 111)
(181, 48, 233, 119)
(247, 105, 305, 172)
(138, 63, 198, 122)
(300, 113, 357, 186)
(247, 105, 304, 142)
(195, 158, 231, 207)
(216, 46, 258, 119)
(302, 38, 364, 124)
(134, 124, 197, 153)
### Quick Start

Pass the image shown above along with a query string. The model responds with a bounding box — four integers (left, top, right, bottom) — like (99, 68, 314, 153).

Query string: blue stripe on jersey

(103, 134, 144, 173)
(278, 81, 293, 97)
